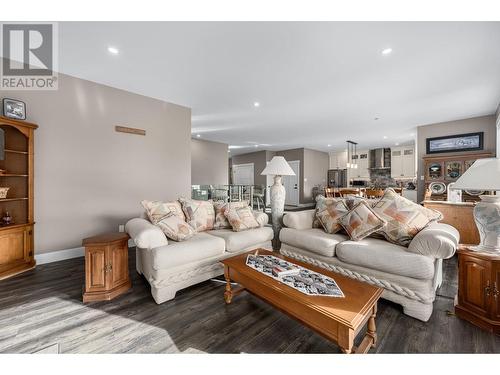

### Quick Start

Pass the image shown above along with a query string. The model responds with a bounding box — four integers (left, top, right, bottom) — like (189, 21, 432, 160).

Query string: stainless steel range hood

(369, 148, 391, 169)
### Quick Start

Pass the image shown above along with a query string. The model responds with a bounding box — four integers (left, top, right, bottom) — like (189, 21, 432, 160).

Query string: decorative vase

(270, 175, 286, 250)
(471, 195, 500, 252)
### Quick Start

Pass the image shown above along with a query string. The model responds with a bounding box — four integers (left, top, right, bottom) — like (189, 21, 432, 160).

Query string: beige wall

(416, 115, 497, 201)
(497, 103, 500, 153)
(191, 139, 228, 185)
(303, 149, 329, 203)
(230, 150, 274, 186)
(1, 68, 191, 253)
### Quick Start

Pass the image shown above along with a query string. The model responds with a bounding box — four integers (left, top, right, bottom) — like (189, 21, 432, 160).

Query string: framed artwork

(2, 98, 26, 120)
(426, 162, 443, 180)
(426, 132, 483, 154)
(445, 161, 463, 181)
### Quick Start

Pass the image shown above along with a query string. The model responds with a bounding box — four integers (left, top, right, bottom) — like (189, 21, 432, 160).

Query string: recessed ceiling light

(327, 144, 331, 147)
(381, 48, 392, 55)
(253, 102, 260, 108)
(395, 142, 400, 146)
(107, 46, 119, 55)
(228, 150, 231, 153)
(254, 144, 259, 148)
(383, 136, 388, 139)
(196, 134, 201, 138)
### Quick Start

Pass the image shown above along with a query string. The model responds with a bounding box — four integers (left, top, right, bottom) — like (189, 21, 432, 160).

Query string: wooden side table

(455, 245, 500, 334)
(82, 232, 131, 303)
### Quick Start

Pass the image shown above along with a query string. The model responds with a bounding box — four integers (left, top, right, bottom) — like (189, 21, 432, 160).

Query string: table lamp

(261, 156, 296, 249)
(452, 158, 500, 252)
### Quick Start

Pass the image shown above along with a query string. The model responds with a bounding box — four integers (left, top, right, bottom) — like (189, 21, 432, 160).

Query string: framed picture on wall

(2, 98, 26, 120)
(426, 132, 483, 154)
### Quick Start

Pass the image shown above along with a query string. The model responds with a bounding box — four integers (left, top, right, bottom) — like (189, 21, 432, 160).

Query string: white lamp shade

(452, 158, 500, 190)
(261, 156, 296, 176)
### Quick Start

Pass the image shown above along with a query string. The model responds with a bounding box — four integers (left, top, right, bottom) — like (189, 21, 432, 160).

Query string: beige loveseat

(126, 211, 272, 304)
(279, 209, 459, 321)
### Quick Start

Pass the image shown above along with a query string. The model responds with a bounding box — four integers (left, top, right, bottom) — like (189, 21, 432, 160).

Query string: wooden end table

(221, 249, 383, 354)
(455, 245, 500, 334)
(82, 232, 131, 303)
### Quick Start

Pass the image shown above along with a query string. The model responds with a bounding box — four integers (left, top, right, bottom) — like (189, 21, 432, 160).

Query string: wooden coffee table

(221, 249, 383, 354)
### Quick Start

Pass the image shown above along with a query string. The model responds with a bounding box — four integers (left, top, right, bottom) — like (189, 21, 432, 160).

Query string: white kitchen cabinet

(350, 150, 370, 179)
(329, 151, 348, 169)
(391, 146, 415, 178)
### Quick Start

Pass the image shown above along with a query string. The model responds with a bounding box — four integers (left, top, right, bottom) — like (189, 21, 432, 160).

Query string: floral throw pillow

(224, 206, 260, 232)
(213, 200, 249, 229)
(156, 214, 195, 242)
(339, 201, 387, 241)
(314, 195, 346, 228)
(316, 200, 349, 234)
(371, 188, 443, 246)
(179, 197, 215, 232)
(141, 200, 185, 224)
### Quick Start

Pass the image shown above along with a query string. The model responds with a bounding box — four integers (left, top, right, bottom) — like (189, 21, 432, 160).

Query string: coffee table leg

(367, 305, 377, 348)
(224, 265, 233, 304)
(354, 304, 378, 354)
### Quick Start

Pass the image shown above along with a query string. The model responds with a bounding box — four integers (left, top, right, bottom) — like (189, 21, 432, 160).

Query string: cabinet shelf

(0, 174, 29, 177)
(4, 149, 28, 155)
(0, 197, 28, 202)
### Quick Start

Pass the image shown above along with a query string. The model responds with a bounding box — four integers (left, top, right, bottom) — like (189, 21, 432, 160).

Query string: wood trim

(0, 116, 38, 129)
(115, 126, 146, 136)
(422, 152, 493, 161)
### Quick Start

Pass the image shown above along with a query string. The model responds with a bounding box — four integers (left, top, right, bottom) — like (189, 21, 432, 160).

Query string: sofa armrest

(253, 210, 269, 227)
(282, 209, 315, 230)
(407, 222, 459, 259)
(125, 218, 168, 249)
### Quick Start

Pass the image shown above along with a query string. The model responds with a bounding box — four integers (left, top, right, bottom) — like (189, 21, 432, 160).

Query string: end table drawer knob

(484, 280, 491, 297)
(104, 263, 113, 273)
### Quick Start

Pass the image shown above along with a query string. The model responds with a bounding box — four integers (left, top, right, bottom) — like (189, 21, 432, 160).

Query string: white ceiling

(56, 22, 500, 155)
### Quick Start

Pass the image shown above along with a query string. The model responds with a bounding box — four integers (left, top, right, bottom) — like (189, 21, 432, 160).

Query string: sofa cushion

(339, 201, 387, 241)
(213, 200, 249, 229)
(151, 232, 225, 270)
(316, 200, 349, 234)
(279, 228, 348, 257)
(209, 227, 273, 252)
(155, 213, 195, 242)
(371, 188, 443, 247)
(141, 200, 185, 223)
(313, 196, 345, 228)
(179, 197, 216, 232)
(283, 210, 315, 230)
(225, 206, 260, 232)
(335, 238, 435, 280)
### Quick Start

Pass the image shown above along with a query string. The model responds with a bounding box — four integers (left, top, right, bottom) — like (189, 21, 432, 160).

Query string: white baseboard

(35, 247, 84, 265)
(35, 239, 135, 265)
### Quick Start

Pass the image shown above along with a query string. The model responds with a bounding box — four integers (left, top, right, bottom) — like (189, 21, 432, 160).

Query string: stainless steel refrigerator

(327, 169, 347, 188)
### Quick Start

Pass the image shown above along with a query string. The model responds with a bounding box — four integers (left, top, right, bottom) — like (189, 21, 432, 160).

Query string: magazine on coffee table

(245, 254, 345, 298)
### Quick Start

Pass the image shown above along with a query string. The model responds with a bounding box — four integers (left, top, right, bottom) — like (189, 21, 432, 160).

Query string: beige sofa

(126, 210, 273, 304)
(279, 209, 459, 321)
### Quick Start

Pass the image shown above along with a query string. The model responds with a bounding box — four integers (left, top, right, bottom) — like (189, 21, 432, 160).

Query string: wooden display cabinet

(423, 152, 493, 202)
(456, 246, 500, 334)
(0, 116, 37, 281)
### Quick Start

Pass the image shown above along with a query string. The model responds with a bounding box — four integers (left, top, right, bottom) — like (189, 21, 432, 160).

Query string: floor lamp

(452, 158, 500, 252)
(261, 156, 296, 250)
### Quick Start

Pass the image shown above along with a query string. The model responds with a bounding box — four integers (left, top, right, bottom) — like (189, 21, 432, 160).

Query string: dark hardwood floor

(0, 249, 499, 353)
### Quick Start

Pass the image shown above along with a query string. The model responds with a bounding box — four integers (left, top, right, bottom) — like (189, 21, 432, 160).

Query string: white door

(402, 148, 415, 177)
(283, 160, 300, 206)
(232, 163, 254, 185)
